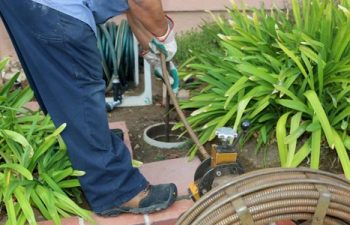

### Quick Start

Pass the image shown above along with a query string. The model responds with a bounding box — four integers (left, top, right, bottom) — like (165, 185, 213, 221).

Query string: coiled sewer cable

(176, 167, 350, 225)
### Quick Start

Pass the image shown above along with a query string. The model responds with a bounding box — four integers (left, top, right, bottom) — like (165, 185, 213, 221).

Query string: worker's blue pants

(0, 0, 148, 213)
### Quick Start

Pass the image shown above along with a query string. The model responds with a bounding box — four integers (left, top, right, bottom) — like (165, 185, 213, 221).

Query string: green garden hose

(96, 20, 135, 92)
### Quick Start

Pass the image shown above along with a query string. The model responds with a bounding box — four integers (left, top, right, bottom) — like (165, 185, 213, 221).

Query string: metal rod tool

(160, 53, 210, 159)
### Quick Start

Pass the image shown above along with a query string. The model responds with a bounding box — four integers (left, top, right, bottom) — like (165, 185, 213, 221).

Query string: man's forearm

(127, 0, 168, 37)
(126, 11, 153, 50)
(127, 0, 177, 62)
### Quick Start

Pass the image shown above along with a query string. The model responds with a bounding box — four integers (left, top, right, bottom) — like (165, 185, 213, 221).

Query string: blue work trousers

(0, 0, 148, 213)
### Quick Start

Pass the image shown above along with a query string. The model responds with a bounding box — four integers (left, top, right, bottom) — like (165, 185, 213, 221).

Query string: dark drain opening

(154, 135, 184, 142)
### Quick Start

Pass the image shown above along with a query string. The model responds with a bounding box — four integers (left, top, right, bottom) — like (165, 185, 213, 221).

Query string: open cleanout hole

(143, 122, 188, 149)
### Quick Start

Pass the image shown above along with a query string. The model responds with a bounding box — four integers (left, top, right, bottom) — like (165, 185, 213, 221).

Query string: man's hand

(143, 51, 179, 93)
(127, 0, 177, 61)
(148, 16, 177, 61)
(126, 0, 179, 92)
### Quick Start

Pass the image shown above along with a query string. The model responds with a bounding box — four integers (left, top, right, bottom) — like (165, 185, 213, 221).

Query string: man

(0, 0, 178, 216)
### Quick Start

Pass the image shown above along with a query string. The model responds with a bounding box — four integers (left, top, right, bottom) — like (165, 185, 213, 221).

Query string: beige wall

(162, 0, 289, 11)
(0, 19, 16, 59)
(0, 0, 288, 60)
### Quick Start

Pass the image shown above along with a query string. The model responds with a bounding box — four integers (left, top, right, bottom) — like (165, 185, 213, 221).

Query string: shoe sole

(97, 185, 177, 217)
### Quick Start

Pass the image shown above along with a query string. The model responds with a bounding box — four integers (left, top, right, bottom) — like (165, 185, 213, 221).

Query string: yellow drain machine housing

(189, 122, 250, 201)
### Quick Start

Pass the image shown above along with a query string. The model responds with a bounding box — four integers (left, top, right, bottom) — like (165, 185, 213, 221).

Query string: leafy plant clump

(0, 58, 93, 225)
(175, 22, 223, 91)
(175, 22, 221, 66)
(177, 0, 350, 178)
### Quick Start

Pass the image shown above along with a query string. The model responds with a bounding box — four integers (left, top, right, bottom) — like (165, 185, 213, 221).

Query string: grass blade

(277, 42, 309, 81)
(304, 90, 335, 148)
(275, 99, 312, 115)
(248, 96, 271, 119)
(333, 129, 350, 179)
(58, 179, 81, 189)
(0, 164, 33, 180)
(291, 140, 311, 167)
(286, 112, 303, 167)
(14, 187, 37, 225)
(36, 186, 61, 225)
(53, 192, 94, 224)
(0, 130, 34, 160)
(276, 112, 292, 167)
(0, 57, 9, 71)
(224, 76, 249, 109)
(0, 72, 20, 96)
(41, 173, 65, 195)
(292, 0, 302, 29)
(30, 189, 51, 219)
(310, 117, 322, 169)
(5, 197, 17, 225)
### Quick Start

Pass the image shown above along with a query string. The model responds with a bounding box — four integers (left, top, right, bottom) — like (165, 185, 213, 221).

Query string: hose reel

(97, 20, 136, 111)
(97, 20, 135, 92)
(177, 168, 350, 225)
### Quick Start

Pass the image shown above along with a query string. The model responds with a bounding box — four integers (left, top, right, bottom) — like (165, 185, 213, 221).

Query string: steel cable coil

(176, 168, 350, 225)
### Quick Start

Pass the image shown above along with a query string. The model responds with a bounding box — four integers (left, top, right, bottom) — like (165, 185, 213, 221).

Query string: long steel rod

(160, 54, 210, 159)
(165, 88, 170, 142)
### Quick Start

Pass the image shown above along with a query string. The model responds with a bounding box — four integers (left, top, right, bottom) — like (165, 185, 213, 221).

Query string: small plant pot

(143, 122, 188, 149)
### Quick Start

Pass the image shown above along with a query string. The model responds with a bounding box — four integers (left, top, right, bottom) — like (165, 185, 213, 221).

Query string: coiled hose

(96, 20, 135, 92)
(176, 168, 350, 225)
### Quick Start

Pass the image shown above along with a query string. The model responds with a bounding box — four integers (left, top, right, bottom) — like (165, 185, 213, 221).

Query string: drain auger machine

(160, 53, 350, 225)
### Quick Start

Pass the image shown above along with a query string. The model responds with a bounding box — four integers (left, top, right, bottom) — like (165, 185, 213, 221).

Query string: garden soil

(108, 76, 189, 163)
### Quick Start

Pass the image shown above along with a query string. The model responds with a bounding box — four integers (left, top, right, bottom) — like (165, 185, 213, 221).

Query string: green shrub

(0, 58, 93, 225)
(174, 22, 222, 90)
(174, 22, 221, 65)
(176, 0, 350, 178)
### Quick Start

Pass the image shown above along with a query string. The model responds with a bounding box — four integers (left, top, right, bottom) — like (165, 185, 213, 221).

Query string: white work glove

(148, 15, 177, 61)
(143, 51, 180, 93)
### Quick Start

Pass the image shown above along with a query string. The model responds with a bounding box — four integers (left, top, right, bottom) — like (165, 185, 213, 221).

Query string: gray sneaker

(98, 183, 178, 217)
